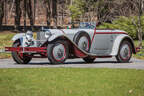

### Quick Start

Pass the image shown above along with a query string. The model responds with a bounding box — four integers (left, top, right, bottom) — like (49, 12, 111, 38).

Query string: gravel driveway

(0, 57, 144, 69)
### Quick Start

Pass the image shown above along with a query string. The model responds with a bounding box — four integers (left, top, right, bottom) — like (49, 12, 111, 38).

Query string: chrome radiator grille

(37, 31, 47, 46)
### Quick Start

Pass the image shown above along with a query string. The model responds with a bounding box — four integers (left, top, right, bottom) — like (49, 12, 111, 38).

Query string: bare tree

(131, 0, 144, 48)
(0, 0, 4, 30)
(137, 0, 144, 47)
(45, 0, 57, 28)
(27, 0, 34, 27)
(33, 0, 37, 24)
(23, 0, 34, 31)
(45, 0, 52, 27)
(95, 0, 113, 23)
(15, 0, 21, 30)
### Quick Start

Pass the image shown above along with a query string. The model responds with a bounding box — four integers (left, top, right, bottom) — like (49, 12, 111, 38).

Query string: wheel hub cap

(120, 44, 130, 59)
(78, 36, 89, 51)
(53, 44, 66, 61)
(57, 49, 64, 58)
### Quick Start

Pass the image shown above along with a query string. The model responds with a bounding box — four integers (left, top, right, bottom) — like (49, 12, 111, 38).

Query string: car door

(90, 30, 113, 56)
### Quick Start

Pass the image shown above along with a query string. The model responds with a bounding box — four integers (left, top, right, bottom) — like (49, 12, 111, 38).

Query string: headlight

(26, 31, 33, 42)
(45, 31, 52, 38)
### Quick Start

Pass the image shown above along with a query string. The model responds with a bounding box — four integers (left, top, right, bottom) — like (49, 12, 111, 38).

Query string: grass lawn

(0, 32, 15, 58)
(0, 32, 144, 59)
(0, 68, 144, 96)
(0, 32, 144, 96)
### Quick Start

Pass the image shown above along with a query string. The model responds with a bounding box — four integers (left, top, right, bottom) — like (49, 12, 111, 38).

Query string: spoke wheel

(116, 41, 132, 63)
(78, 36, 89, 51)
(12, 41, 32, 64)
(47, 40, 69, 64)
(74, 32, 91, 52)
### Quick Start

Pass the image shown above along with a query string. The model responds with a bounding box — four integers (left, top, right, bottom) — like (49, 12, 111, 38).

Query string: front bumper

(5, 47, 47, 53)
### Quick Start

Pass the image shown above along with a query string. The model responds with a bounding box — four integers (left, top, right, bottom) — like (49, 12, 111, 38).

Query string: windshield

(79, 22, 96, 29)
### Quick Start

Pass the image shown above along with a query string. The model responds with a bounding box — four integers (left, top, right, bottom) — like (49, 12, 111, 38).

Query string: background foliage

(98, 16, 144, 39)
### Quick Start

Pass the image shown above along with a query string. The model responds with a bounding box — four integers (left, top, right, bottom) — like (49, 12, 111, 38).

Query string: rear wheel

(74, 32, 91, 52)
(12, 41, 32, 64)
(47, 40, 69, 64)
(83, 57, 95, 63)
(116, 41, 132, 63)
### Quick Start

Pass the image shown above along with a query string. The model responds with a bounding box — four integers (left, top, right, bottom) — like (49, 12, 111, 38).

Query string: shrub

(98, 16, 144, 39)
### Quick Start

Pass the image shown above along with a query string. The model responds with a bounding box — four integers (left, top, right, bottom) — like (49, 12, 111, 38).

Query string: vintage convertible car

(5, 22, 137, 64)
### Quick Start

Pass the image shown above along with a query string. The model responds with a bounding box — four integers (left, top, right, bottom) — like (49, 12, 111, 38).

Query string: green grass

(0, 32, 15, 58)
(0, 68, 144, 96)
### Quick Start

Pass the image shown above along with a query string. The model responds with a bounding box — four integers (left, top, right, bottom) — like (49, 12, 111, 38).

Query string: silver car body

(12, 28, 136, 57)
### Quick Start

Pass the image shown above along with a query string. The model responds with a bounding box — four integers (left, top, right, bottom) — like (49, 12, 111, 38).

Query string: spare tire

(73, 31, 91, 52)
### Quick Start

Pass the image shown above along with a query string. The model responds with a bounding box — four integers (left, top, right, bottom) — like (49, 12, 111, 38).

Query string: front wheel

(12, 41, 32, 64)
(47, 40, 69, 64)
(116, 41, 132, 63)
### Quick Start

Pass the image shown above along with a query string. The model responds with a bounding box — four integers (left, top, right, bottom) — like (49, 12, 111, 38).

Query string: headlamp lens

(26, 31, 33, 41)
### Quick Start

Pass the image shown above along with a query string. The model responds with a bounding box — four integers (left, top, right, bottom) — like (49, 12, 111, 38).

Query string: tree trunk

(23, 0, 27, 32)
(33, 0, 36, 24)
(15, 0, 21, 31)
(45, 0, 57, 28)
(52, 0, 57, 27)
(137, 12, 143, 48)
(0, 0, 4, 30)
(45, 0, 51, 28)
(137, 0, 143, 48)
(27, 0, 34, 28)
